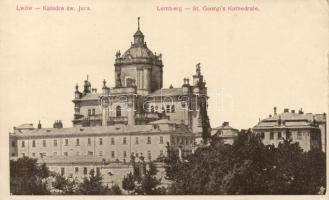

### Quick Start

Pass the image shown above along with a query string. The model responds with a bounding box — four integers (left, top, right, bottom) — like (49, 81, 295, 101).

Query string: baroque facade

(72, 18, 207, 134)
(9, 18, 208, 184)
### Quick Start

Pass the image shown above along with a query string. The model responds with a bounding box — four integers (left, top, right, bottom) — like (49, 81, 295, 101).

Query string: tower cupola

(133, 17, 144, 46)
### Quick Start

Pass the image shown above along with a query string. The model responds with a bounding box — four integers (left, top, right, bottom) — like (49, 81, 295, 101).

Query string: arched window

(150, 106, 154, 113)
(166, 105, 170, 112)
(116, 106, 121, 117)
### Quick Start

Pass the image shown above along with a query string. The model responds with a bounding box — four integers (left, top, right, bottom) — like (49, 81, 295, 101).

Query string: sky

(0, 0, 328, 133)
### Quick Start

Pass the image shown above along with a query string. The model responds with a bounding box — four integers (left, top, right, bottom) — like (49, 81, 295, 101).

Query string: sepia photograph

(0, 0, 328, 198)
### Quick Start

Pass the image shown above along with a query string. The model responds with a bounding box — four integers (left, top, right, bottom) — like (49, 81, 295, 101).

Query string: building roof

(211, 122, 238, 138)
(253, 111, 325, 130)
(148, 88, 184, 97)
(122, 45, 154, 59)
(262, 112, 326, 122)
(80, 93, 101, 101)
(11, 124, 191, 138)
(39, 155, 104, 165)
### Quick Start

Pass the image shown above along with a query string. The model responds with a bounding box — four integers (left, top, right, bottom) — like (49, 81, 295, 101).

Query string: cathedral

(72, 18, 208, 134)
(9, 18, 209, 185)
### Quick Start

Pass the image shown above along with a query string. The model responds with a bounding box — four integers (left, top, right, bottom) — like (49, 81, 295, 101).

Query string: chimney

(274, 107, 277, 115)
(298, 108, 304, 114)
(269, 114, 272, 118)
(222, 121, 229, 126)
(284, 108, 289, 113)
(53, 120, 63, 128)
(37, 120, 42, 129)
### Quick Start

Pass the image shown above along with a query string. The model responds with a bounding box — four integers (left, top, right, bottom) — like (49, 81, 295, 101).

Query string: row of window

(171, 136, 193, 145)
(260, 131, 303, 140)
(61, 166, 101, 176)
(20, 136, 164, 148)
(22, 150, 164, 160)
(149, 105, 176, 113)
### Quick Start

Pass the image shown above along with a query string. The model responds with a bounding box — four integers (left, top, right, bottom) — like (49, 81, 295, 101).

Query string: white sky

(0, 0, 328, 132)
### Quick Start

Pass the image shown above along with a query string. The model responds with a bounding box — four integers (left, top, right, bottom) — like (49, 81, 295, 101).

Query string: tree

(198, 95, 211, 144)
(10, 156, 51, 195)
(164, 131, 326, 195)
(52, 174, 79, 194)
(105, 184, 123, 195)
(122, 162, 165, 195)
(122, 172, 135, 194)
(78, 169, 109, 195)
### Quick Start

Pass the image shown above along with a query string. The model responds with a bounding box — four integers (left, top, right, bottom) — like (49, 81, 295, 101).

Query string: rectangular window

(88, 109, 91, 116)
(92, 109, 95, 116)
(171, 136, 175, 145)
(270, 132, 274, 140)
(43, 140, 46, 147)
(99, 138, 103, 145)
(88, 151, 93, 156)
(61, 168, 65, 176)
(135, 137, 139, 144)
(111, 151, 115, 158)
(260, 132, 265, 140)
(32, 140, 36, 147)
(76, 151, 80, 156)
(21, 153, 25, 157)
(278, 132, 282, 139)
(64, 152, 68, 156)
(83, 167, 87, 175)
(11, 141, 15, 147)
(65, 139, 69, 146)
(123, 137, 127, 145)
(148, 150, 151, 160)
(160, 136, 164, 144)
(147, 136, 151, 144)
(286, 132, 292, 140)
(88, 138, 91, 146)
(54, 139, 57, 147)
(76, 138, 80, 146)
(297, 131, 302, 140)
(53, 152, 57, 156)
(75, 167, 79, 174)
(123, 151, 127, 158)
(96, 167, 100, 175)
(99, 151, 103, 157)
(160, 150, 163, 156)
(111, 138, 115, 145)
(21, 141, 25, 148)
(32, 153, 35, 157)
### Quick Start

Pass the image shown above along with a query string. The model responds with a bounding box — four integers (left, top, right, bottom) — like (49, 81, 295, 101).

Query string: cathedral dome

(122, 45, 154, 59)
